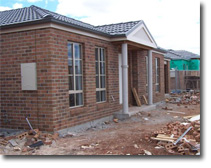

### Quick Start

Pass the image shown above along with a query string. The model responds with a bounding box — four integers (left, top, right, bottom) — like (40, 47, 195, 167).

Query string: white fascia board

(164, 58, 171, 62)
(152, 50, 166, 56)
(126, 23, 157, 48)
(110, 37, 127, 42)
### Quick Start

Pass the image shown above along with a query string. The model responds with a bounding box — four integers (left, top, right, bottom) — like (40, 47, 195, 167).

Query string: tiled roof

(165, 49, 200, 60)
(173, 50, 200, 59)
(95, 21, 142, 35)
(0, 5, 141, 37)
(165, 50, 186, 60)
(0, 6, 43, 26)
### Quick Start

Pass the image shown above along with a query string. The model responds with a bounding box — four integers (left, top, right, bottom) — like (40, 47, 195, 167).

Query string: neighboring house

(165, 50, 200, 91)
(0, 5, 170, 132)
(166, 50, 200, 71)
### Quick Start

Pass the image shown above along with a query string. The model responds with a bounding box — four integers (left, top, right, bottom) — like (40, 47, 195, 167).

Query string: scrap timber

(149, 115, 200, 155)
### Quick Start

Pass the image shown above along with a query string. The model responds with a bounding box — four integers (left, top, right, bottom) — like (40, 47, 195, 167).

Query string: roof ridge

(169, 50, 183, 57)
(176, 50, 199, 55)
(30, 5, 51, 18)
(95, 20, 142, 27)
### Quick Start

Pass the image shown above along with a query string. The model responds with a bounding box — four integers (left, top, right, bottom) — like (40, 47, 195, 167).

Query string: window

(155, 58, 160, 92)
(145, 56, 148, 93)
(95, 47, 106, 102)
(68, 42, 83, 107)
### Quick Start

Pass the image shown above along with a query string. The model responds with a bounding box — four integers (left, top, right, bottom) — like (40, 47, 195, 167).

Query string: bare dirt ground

(0, 102, 200, 155)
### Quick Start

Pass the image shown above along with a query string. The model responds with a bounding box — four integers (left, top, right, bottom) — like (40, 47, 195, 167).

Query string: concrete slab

(0, 128, 24, 137)
(58, 115, 114, 136)
(129, 104, 156, 116)
(129, 101, 165, 116)
(113, 112, 130, 120)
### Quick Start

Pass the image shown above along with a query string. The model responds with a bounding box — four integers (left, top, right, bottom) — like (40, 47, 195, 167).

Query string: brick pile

(0, 129, 59, 153)
(150, 119, 200, 155)
(166, 92, 200, 105)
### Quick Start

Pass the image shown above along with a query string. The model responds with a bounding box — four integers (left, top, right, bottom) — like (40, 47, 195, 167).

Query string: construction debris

(0, 128, 60, 153)
(8, 139, 18, 147)
(144, 150, 152, 155)
(167, 111, 185, 114)
(168, 92, 200, 105)
(149, 115, 200, 155)
(113, 118, 118, 123)
(162, 106, 173, 110)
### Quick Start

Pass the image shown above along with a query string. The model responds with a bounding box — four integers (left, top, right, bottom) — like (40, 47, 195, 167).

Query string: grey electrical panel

(21, 63, 37, 90)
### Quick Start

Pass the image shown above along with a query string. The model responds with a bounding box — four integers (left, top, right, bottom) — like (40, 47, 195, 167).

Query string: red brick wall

(48, 28, 121, 131)
(0, 27, 122, 131)
(165, 61, 171, 93)
(152, 52, 165, 103)
(0, 29, 55, 131)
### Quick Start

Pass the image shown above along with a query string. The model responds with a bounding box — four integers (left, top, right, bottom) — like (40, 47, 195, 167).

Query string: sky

(0, 0, 200, 54)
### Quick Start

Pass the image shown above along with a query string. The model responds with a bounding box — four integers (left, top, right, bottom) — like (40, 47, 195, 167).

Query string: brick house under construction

(0, 5, 170, 132)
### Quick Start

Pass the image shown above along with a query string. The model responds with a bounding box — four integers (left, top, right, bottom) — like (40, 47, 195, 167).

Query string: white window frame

(95, 47, 106, 103)
(155, 58, 160, 92)
(68, 42, 83, 108)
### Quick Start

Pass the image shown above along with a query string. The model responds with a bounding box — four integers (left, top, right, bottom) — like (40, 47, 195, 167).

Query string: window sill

(96, 101, 106, 104)
(69, 105, 84, 109)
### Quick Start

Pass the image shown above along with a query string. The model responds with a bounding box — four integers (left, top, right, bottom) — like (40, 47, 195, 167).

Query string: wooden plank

(132, 88, 141, 106)
(150, 137, 175, 142)
(142, 95, 148, 105)
(156, 135, 177, 140)
(167, 111, 186, 114)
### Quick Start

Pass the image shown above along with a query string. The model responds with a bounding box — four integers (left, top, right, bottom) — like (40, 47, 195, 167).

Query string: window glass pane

(75, 60, 82, 74)
(96, 91, 100, 102)
(69, 94, 75, 107)
(100, 49, 104, 61)
(68, 64, 73, 74)
(76, 76, 82, 90)
(156, 75, 159, 83)
(75, 44, 81, 59)
(96, 75, 99, 88)
(95, 48, 98, 61)
(101, 91, 106, 101)
(155, 58, 158, 68)
(76, 93, 83, 106)
(68, 43, 73, 59)
(156, 85, 160, 92)
(95, 62, 99, 75)
(146, 56, 148, 83)
(69, 76, 74, 90)
(100, 76, 105, 88)
(100, 62, 105, 74)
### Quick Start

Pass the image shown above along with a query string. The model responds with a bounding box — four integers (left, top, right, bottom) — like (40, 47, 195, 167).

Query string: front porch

(117, 42, 154, 116)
